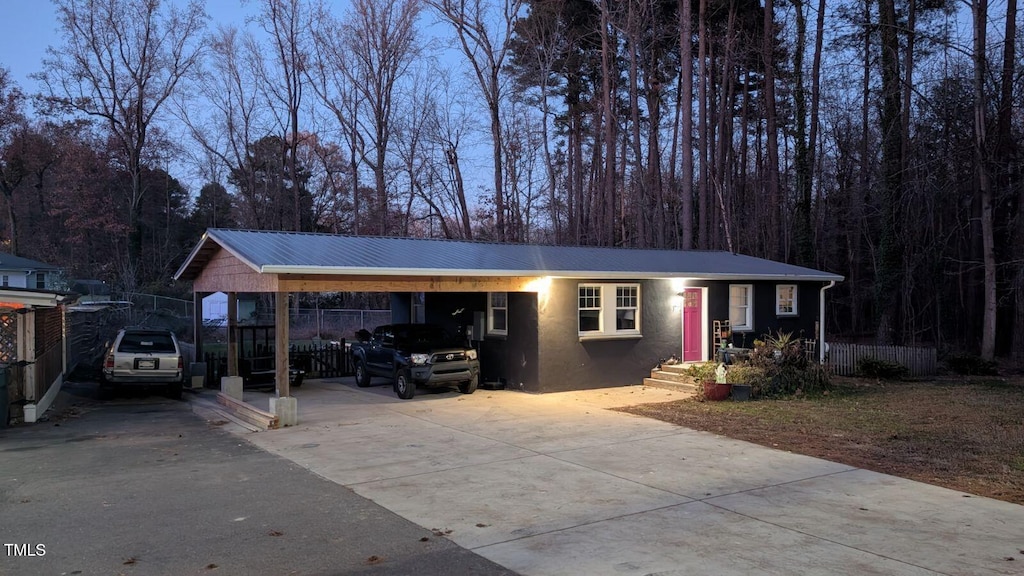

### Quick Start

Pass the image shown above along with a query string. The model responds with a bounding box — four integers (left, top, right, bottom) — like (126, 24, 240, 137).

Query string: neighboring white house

(0, 253, 71, 426)
(0, 253, 61, 290)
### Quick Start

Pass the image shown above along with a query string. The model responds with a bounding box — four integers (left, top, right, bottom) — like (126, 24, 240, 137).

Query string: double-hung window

(729, 284, 753, 331)
(776, 284, 798, 316)
(488, 292, 508, 335)
(578, 283, 641, 338)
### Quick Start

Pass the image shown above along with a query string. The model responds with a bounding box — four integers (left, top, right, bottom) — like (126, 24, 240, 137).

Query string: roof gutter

(260, 265, 844, 282)
(819, 280, 836, 364)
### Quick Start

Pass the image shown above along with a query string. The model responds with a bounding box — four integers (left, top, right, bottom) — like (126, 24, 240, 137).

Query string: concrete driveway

(196, 379, 1024, 576)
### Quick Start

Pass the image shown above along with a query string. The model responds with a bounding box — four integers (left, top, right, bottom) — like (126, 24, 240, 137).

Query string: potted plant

(682, 362, 729, 401)
(701, 363, 732, 401)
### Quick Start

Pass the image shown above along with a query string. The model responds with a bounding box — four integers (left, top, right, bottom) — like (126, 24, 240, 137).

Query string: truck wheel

(459, 373, 478, 395)
(354, 360, 371, 387)
(394, 370, 415, 399)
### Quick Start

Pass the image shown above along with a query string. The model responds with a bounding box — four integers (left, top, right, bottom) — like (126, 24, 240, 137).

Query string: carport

(174, 229, 544, 426)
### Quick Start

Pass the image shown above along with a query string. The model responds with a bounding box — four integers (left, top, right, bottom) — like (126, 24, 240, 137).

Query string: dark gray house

(176, 229, 843, 394)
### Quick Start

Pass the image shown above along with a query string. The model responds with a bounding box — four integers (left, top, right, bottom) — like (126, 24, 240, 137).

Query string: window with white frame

(776, 284, 798, 316)
(36, 272, 46, 289)
(1, 275, 7, 287)
(729, 284, 753, 331)
(488, 292, 508, 335)
(578, 283, 641, 338)
(615, 285, 638, 330)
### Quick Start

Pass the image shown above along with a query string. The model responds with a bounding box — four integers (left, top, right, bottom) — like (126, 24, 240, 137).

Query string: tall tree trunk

(809, 0, 825, 264)
(627, 1, 646, 245)
(999, 0, 1022, 366)
(792, 0, 813, 266)
(973, 0, 996, 359)
(696, 0, 709, 249)
(678, 0, 694, 250)
(600, 0, 617, 246)
(875, 0, 903, 345)
(762, 0, 781, 259)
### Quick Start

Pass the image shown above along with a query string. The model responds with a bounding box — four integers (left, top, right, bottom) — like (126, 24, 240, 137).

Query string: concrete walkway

(194, 379, 1024, 576)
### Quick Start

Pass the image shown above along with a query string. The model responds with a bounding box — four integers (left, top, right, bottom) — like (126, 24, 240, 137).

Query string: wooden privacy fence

(828, 343, 937, 377)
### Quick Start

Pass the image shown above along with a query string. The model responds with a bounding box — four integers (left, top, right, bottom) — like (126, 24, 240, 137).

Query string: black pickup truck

(350, 323, 480, 399)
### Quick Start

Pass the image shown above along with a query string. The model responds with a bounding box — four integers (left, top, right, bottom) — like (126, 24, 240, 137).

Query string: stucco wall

(536, 279, 681, 393)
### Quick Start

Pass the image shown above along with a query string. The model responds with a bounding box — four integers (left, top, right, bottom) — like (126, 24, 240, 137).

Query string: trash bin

(0, 365, 9, 428)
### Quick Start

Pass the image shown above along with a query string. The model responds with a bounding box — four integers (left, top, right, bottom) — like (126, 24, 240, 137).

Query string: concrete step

(642, 377, 698, 394)
(647, 368, 694, 384)
(656, 363, 698, 375)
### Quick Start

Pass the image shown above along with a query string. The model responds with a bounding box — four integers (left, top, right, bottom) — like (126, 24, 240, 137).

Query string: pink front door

(682, 288, 703, 362)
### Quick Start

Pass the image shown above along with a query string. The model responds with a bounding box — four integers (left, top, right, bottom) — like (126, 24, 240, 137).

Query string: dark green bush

(945, 353, 998, 376)
(745, 331, 830, 397)
(856, 357, 908, 379)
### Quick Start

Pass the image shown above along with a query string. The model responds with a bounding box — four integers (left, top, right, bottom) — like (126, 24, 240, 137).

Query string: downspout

(819, 281, 836, 363)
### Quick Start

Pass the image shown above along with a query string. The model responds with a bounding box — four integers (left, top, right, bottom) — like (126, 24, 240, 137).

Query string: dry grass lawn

(617, 375, 1024, 504)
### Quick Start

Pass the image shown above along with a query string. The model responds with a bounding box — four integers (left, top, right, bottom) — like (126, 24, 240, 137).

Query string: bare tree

(875, 0, 904, 345)
(972, 0, 996, 359)
(427, 0, 523, 242)
(38, 0, 206, 280)
(307, 2, 364, 233)
(762, 0, 781, 258)
(341, 0, 422, 236)
(676, 0, 694, 250)
(425, 71, 476, 239)
(0, 68, 27, 254)
(254, 0, 310, 232)
(182, 26, 268, 228)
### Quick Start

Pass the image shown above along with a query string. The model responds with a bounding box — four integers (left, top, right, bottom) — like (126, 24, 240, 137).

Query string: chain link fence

(288, 309, 392, 341)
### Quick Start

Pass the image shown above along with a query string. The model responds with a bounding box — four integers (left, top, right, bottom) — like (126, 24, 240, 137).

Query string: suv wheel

(354, 360, 371, 387)
(394, 370, 415, 400)
(459, 373, 479, 395)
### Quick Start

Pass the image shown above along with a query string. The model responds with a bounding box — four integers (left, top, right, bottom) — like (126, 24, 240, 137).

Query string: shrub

(856, 357, 908, 379)
(724, 364, 765, 383)
(745, 330, 829, 397)
(945, 353, 998, 376)
(683, 361, 718, 383)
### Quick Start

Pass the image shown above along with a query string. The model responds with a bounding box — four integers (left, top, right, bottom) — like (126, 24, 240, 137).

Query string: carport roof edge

(173, 229, 845, 284)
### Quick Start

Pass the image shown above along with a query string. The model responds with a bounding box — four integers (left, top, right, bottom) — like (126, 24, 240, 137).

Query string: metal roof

(174, 229, 844, 282)
(0, 252, 60, 271)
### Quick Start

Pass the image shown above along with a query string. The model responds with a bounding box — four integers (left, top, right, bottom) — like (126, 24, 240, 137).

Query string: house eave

(263, 266, 844, 283)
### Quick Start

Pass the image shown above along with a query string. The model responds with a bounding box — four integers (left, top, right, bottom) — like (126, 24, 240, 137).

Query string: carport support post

(227, 292, 238, 376)
(273, 291, 297, 426)
(192, 291, 205, 364)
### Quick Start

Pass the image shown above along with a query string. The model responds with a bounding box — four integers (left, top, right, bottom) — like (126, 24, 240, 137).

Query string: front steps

(642, 363, 698, 394)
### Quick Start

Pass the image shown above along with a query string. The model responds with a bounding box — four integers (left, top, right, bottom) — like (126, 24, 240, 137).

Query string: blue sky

(0, 0, 258, 94)
(0, 0, 59, 93)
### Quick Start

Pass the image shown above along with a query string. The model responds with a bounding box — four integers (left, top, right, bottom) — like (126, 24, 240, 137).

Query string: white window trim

(776, 284, 798, 316)
(578, 283, 642, 340)
(487, 292, 508, 336)
(729, 284, 754, 332)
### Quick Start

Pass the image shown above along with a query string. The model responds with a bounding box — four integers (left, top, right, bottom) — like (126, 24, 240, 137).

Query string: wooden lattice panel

(0, 312, 16, 363)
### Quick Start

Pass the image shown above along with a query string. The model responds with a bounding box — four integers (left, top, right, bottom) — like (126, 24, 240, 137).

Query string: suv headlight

(466, 349, 478, 360)
(410, 353, 430, 365)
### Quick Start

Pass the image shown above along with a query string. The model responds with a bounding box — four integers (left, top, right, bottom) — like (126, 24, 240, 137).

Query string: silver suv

(100, 328, 185, 399)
